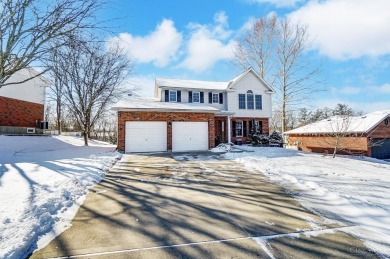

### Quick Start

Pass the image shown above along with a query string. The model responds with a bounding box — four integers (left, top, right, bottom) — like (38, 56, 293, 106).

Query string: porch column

(227, 116, 232, 144)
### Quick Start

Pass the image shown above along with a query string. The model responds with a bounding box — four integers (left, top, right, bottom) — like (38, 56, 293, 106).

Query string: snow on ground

(225, 147, 390, 258)
(0, 135, 120, 259)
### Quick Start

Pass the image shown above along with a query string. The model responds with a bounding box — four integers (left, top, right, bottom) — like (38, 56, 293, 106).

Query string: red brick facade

(231, 117, 269, 144)
(117, 111, 216, 152)
(0, 96, 44, 127)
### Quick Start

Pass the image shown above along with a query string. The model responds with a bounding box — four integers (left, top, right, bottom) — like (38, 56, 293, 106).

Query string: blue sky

(100, 0, 390, 113)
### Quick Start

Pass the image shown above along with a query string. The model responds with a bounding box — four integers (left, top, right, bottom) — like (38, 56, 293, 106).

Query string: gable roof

(155, 78, 227, 91)
(285, 110, 390, 135)
(155, 68, 274, 92)
(227, 68, 274, 93)
(111, 96, 219, 113)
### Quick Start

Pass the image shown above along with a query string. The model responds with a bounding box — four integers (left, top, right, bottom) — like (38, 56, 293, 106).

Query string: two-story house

(112, 68, 274, 153)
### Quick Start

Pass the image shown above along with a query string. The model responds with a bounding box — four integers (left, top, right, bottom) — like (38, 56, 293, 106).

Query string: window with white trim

(212, 93, 219, 103)
(247, 90, 254, 109)
(169, 90, 177, 102)
(238, 94, 245, 109)
(235, 121, 243, 137)
(192, 92, 200, 103)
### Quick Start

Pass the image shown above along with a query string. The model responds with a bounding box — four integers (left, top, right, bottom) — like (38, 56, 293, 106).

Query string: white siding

(159, 89, 226, 110)
(0, 68, 47, 104)
(227, 72, 272, 118)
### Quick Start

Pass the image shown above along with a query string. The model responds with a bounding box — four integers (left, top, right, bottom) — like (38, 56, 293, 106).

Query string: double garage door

(125, 121, 208, 153)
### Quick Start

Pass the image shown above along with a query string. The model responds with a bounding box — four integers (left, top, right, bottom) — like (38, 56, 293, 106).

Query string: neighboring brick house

(284, 110, 390, 159)
(0, 68, 48, 133)
(112, 68, 274, 152)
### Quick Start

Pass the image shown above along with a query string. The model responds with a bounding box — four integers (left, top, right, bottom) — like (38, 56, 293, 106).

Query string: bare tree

(51, 37, 133, 145)
(234, 16, 322, 133)
(233, 15, 278, 80)
(317, 115, 379, 158)
(0, 0, 100, 87)
(276, 18, 321, 133)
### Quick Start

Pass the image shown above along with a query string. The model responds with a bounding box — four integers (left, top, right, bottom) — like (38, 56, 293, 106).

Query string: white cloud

(248, 0, 303, 8)
(289, 0, 390, 60)
(179, 12, 235, 73)
(109, 19, 182, 67)
(341, 86, 362, 95)
(375, 83, 390, 94)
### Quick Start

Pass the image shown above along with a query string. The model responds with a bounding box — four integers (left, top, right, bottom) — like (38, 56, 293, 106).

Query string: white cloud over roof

(289, 0, 390, 60)
(178, 12, 235, 73)
(108, 19, 182, 67)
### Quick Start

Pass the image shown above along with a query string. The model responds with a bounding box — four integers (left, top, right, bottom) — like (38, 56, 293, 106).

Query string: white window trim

(246, 91, 254, 109)
(236, 120, 243, 137)
(192, 91, 200, 103)
(169, 90, 177, 102)
(212, 92, 219, 104)
(238, 94, 246, 109)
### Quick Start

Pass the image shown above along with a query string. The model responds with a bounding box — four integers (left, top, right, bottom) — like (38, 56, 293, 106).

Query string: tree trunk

(332, 137, 339, 158)
(83, 127, 89, 146)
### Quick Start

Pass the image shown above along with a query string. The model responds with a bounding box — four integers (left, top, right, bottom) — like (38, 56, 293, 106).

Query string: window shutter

(209, 92, 212, 103)
(232, 121, 236, 137)
(219, 93, 223, 104)
(189, 91, 192, 103)
(249, 120, 253, 135)
(243, 121, 247, 137)
(177, 91, 181, 102)
(200, 92, 204, 103)
(259, 121, 263, 134)
(165, 90, 169, 102)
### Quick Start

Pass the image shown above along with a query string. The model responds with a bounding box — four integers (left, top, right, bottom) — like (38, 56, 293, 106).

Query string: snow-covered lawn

(0, 135, 120, 259)
(226, 147, 390, 258)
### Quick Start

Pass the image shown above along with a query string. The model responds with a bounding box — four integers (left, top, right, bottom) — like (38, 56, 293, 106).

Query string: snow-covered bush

(252, 134, 270, 146)
(269, 131, 284, 147)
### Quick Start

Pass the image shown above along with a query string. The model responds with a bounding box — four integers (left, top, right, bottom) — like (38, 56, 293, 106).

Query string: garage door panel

(371, 138, 390, 159)
(172, 122, 208, 152)
(125, 122, 167, 153)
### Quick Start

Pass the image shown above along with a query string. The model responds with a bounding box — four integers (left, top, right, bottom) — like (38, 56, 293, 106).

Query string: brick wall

(117, 111, 215, 152)
(231, 117, 269, 144)
(0, 96, 44, 127)
(287, 134, 369, 156)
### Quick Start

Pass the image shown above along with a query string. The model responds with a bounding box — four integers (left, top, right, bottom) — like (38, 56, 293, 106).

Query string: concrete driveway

(32, 153, 378, 258)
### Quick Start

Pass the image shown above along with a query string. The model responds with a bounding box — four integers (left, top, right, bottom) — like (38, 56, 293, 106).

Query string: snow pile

(226, 148, 390, 257)
(0, 135, 120, 259)
(210, 144, 232, 153)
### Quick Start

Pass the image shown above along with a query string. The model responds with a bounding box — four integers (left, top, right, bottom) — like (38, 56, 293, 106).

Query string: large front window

(212, 93, 219, 103)
(247, 90, 254, 109)
(192, 92, 200, 103)
(235, 121, 243, 137)
(169, 90, 177, 102)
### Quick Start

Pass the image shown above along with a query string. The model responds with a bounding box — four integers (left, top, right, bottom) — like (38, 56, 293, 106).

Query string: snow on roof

(155, 78, 228, 91)
(227, 68, 275, 93)
(285, 110, 390, 135)
(155, 68, 272, 91)
(111, 96, 219, 112)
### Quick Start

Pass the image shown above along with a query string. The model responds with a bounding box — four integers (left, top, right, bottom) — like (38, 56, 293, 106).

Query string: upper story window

(212, 93, 219, 103)
(192, 92, 200, 103)
(169, 90, 177, 102)
(238, 94, 245, 109)
(247, 90, 254, 109)
(255, 95, 262, 110)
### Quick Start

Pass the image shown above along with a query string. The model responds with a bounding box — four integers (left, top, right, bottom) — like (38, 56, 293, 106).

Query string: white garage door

(125, 121, 167, 153)
(172, 122, 209, 152)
